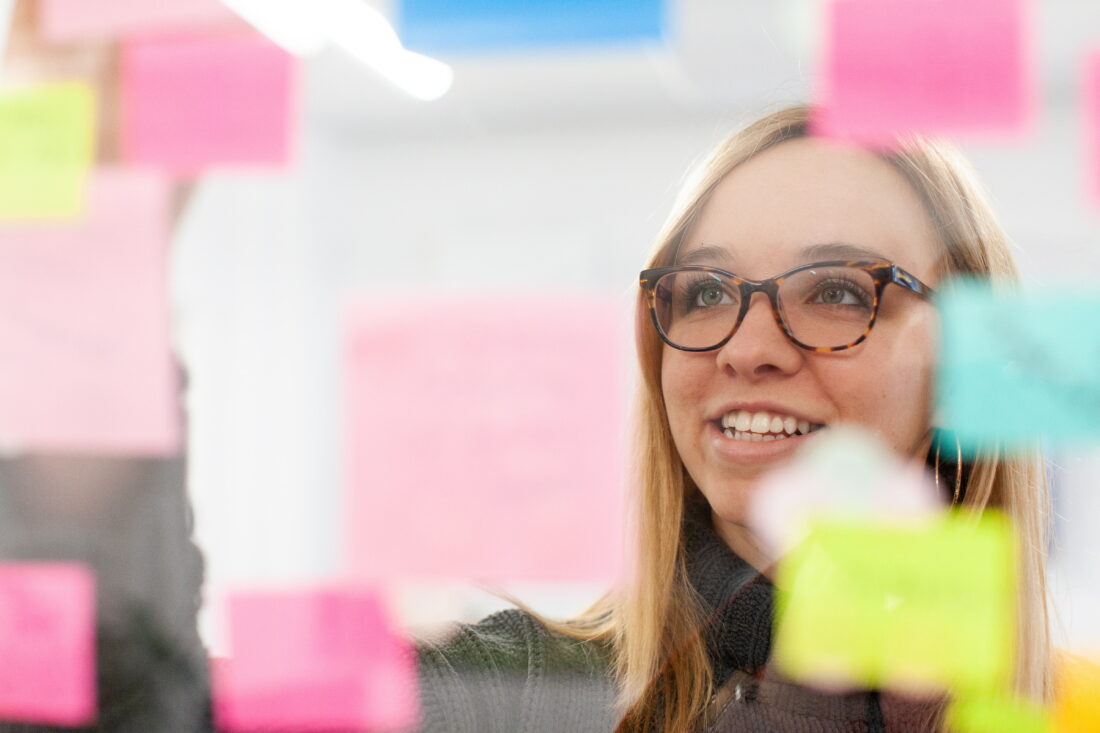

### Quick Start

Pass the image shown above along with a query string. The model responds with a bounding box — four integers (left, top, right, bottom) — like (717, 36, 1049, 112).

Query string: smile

(717, 409, 826, 441)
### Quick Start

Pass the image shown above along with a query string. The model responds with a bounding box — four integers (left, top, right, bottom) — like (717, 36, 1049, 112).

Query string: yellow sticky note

(774, 513, 1016, 696)
(948, 696, 1051, 733)
(0, 83, 95, 219)
(1053, 654, 1100, 733)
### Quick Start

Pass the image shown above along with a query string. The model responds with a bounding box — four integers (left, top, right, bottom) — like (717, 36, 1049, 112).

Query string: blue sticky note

(937, 280, 1100, 451)
(397, 0, 666, 55)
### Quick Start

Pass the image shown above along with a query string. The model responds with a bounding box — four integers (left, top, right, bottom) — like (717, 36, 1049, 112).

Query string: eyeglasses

(639, 260, 934, 352)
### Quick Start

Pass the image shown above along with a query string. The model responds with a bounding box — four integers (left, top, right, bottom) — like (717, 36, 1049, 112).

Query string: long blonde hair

(552, 105, 1052, 731)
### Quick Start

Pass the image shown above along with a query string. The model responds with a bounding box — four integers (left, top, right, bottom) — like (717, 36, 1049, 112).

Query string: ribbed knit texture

(416, 512, 944, 732)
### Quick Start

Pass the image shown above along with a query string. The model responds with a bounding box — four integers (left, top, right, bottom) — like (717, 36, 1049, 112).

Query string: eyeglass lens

(654, 265, 877, 349)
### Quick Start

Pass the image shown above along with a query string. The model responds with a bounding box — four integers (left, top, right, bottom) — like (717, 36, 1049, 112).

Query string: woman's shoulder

(414, 608, 618, 733)
(417, 607, 613, 675)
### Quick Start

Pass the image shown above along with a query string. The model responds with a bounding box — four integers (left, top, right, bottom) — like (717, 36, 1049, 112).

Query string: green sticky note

(774, 513, 1016, 696)
(937, 280, 1100, 452)
(947, 696, 1051, 733)
(0, 83, 95, 219)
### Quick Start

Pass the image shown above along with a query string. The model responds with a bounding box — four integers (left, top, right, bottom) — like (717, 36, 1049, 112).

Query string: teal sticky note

(936, 280, 1100, 452)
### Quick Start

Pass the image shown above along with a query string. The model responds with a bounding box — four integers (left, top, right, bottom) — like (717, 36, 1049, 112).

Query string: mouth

(714, 409, 827, 442)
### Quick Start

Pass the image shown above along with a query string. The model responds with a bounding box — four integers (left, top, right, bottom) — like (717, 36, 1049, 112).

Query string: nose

(715, 292, 803, 379)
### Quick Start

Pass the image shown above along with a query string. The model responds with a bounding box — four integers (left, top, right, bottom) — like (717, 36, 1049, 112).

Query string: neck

(711, 514, 776, 579)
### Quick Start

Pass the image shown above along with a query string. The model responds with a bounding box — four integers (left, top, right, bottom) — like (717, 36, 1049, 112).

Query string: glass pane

(656, 271, 740, 348)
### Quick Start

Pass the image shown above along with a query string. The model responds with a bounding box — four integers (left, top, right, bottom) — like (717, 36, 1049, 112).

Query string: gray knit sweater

(416, 508, 942, 732)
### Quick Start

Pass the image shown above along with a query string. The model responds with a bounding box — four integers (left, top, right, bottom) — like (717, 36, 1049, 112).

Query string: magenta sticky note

(0, 563, 96, 725)
(345, 296, 628, 583)
(0, 168, 181, 454)
(213, 587, 419, 732)
(39, 0, 241, 42)
(1085, 51, 1100, 209)
(813, 0, 1034, 146)
(120, 32, 296, 175)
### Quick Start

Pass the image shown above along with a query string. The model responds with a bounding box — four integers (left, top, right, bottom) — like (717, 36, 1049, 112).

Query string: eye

(811, 280, 871, 308)
(695, 284, 729, 308)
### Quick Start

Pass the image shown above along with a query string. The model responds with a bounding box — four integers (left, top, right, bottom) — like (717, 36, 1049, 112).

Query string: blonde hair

(551, 105, 1052, 731)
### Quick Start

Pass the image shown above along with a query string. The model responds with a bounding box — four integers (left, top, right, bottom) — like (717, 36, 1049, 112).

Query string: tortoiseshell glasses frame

(639, 259, 935, 352)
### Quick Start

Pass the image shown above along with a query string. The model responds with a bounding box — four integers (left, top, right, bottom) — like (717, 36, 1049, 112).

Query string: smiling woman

(414, 105, 1053, 733)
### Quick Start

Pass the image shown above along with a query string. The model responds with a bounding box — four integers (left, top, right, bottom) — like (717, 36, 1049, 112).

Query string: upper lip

(707, 401, 825, 426)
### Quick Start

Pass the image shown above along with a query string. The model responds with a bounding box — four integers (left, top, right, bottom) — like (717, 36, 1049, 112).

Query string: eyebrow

(675, 241, 893, 267)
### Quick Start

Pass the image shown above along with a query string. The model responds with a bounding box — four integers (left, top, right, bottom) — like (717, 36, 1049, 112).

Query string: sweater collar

(683, 503, 775, 687)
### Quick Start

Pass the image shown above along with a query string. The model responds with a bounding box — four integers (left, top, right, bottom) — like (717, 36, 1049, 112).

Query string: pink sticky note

(1085, 51, 1100, 209)
(0, 168, 181, 454)
(0, 563, 96, 725)
(39, 0, 242, 42)
(213, 588, 419, 732)
(345, 296, 628, 583)
(813, 0, 1034, 146)
(120, 32, 296, 175)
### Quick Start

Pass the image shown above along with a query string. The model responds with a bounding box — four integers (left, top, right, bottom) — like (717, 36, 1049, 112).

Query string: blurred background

(0, 0, 1098, 706)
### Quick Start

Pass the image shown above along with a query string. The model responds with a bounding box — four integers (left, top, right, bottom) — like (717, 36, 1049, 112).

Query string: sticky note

(812, 0, 1033, 146)
(0, 563, 96, 725)
(213, 588, 418, 732)
(948, 696, 1050, 733)
(1053, 654, 1100, 733)
(345, 295, 628, 583)
(1084, 52, 1100, 209)
(773, 513, 1016, 695)
(120, 32, 295, 175)
(398, 0, 666, 55)
(936, 280, 1100, 452)
(0, 83, 95, 219)
(748, 425, 941, 559)
(0, 169, 181, 454)
(39, 0, 240, 42)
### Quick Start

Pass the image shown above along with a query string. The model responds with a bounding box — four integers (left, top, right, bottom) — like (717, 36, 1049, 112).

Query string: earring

(933, 431, 964, 506)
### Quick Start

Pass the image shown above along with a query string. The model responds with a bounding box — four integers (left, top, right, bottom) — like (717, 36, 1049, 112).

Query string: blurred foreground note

(937, 281, 1100, 452)
(1053, 654, 1100, 733)
(1084, 51, 1100, 209)
(39, 0, 239, 42)
(0, 169, 181, 454)
(947, 696, 1050, 733)
(120, 32, 295, 175)
(213, 588, 418, 732)
(0, 83, 94, 219)
(0, 563, 96, 726)
(399, 0, 666, 54)
(813, 0, 1032, 146)
(774, 513, 1015, 695)
(345, 295, 627, 583)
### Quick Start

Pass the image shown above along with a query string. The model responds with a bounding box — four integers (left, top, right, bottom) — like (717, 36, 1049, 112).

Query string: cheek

(660, 351, 708, 441)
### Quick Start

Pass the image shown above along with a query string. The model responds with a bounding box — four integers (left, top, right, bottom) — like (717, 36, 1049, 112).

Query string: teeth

(749, 433, 762, 441)
(734, 411, 752, 432)
(720, 410, 822, 439)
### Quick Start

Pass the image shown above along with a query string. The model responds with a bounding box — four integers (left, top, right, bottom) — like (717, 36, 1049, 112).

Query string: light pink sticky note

(813, 0, 1034, 146)
(0, 563, 96, 725)
(345, 296, 628, 583)
(0, 168, 181, 454)
(120, 32, 296, 176)
(213, 587, 419, 732)
(1085, 51, 1100, 209)
(39, 0, 242, 42)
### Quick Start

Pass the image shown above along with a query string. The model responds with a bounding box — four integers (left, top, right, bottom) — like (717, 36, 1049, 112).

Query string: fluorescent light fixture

(219, 0, 453, 101)
(219, 0, 327, 56)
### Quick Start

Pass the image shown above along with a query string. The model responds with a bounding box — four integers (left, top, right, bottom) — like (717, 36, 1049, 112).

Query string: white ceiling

(304, 0, 1100, 141)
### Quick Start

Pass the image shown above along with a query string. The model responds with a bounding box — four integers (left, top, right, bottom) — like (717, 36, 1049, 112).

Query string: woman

(416, 104, 1052, 732)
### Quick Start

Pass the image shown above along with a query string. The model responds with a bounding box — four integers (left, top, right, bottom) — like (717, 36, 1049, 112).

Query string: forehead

(679, 138, 940, 281)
